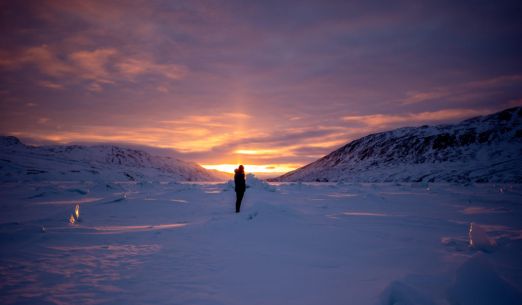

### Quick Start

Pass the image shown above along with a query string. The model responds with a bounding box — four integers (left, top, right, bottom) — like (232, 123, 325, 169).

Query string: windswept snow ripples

(90, 223, 187, 234)
(0, 244, 161, 304)
(341, 211, 389, 217)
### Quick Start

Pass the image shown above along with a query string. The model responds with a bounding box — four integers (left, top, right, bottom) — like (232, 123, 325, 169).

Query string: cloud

(115, 58, 186, 81)
(290, 145, 337, 157)
(0, 46, 72, 76)
(0, 45, 187, 90)
(401, 75, 522, 105)
(3, 105, 508, 171)
(69, 48, 118, 83)
(87, 82, 103, 92)
(224, 112, 252, 119)
(160, 113, 251, 128)
(37, 117, 50, 124)
(342, 108, 491, 128)
(235, 149, 279, 155)
(507, 98, 522, 107)
(11, 106, 492, 167)
(5, 116, 349, 166)
(224, 127, 343, 147)
(38, 80, 64, 90)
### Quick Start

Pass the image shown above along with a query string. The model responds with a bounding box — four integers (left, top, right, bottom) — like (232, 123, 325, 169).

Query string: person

(234, 165, 246, 213)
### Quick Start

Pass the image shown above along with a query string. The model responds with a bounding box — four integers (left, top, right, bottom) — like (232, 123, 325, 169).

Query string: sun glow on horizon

(202, 164, 298, 175)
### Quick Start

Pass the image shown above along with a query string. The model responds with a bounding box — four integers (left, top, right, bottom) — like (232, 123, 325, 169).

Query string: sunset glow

(234, 149, 279, 155)
(1, 1, 521, 177)
(202, 164, 298, 176)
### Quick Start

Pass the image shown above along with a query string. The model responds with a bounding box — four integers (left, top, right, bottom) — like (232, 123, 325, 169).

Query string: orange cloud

(7, 107, 496, 177)
(401, 90, 449, 105)
(115, 58, 186, 81)
(160, 113, 251, 128)
(0, 45, 72, 76)
(235, 149, 279, 155)
(9, 113, 257, 154)
(69, 48, 117, 83)
(0, 46, 186, 90)
(342, 108, 491, 127)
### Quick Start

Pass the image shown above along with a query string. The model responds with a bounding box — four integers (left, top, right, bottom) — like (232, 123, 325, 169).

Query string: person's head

(238, 165, 244, 173)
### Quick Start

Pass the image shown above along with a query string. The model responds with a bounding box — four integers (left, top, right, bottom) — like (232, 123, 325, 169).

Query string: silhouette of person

(234, 165, 246, 213)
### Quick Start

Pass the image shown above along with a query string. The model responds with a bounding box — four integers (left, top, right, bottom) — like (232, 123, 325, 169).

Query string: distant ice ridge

(0, 136, 229, 182)
(273, 107, 522, 183)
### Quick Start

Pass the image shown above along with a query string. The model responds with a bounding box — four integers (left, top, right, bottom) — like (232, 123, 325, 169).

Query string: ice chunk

(468, 223, 496, 252)
(74, 204, 80, 220)
(69, 203, 80, 224)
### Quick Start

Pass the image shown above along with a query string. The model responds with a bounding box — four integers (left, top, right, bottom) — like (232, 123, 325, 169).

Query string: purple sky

(1, 1, 522, 174)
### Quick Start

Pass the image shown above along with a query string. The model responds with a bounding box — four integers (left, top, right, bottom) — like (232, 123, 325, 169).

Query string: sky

(1, 0, 522, 177)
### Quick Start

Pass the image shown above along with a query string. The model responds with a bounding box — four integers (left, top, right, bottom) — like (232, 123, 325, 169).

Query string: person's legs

(235, 191, 244, 213)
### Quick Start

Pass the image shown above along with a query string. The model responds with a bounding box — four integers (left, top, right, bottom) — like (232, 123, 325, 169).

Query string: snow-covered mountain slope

(273, 107, 522, 183)
(0, 136, 229, 182)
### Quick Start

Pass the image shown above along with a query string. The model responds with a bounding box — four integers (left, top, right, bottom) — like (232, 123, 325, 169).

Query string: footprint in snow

(247, 211, 258, 220)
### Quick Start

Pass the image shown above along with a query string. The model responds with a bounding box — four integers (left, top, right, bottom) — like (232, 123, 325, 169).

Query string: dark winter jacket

(234, 169, 246, 192)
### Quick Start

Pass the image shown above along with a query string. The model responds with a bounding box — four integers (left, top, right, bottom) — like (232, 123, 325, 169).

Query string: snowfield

(1, 177, 521, 305)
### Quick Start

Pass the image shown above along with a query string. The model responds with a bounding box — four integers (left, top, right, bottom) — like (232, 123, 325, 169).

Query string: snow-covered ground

(1, 178, 521, 305)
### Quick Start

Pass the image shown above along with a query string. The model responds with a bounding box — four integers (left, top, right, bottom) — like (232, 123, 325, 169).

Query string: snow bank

(448, 254, 522, 305)
(246, 173, 275, 191)
(377, 281, 435, 305)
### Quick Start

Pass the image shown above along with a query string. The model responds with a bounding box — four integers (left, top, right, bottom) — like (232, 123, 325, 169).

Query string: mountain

(0, 136, 229, 182)
(272, 107, 522, 183)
